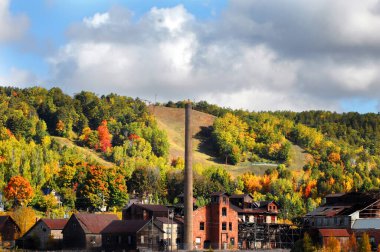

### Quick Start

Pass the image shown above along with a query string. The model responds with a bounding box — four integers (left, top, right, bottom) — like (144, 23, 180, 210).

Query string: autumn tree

(75, 164, 109, 210)
(11, 206, 37, 236)
(323, 237, 341, 252)
(97, 120, 112, 152)
(348, 233, 357, 252)
(358, 233, 371, 252)
(303, 233, 317, 252)
(4, 176, 34, 206)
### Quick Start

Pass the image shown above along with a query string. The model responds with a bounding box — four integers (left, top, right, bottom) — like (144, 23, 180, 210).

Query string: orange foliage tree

(4, 176, 34, 206)
(323, 237, 341, 252)
(328, 152, 341, 164)
(98, 120, 112, 152)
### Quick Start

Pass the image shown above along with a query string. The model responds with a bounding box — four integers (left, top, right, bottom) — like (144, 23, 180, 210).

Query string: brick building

(192, 192, 238, 250)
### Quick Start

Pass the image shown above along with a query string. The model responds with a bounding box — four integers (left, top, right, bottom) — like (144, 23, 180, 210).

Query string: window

(195, 237, 201, 245)
(230, 238, 235, 246)
(229, 222, 232, 231)
(222, 222, 227, 230)
(222, 207, 227, 216)
(128, 236, 132, 245)
(141, 235, 144, 244)
(200, 222, 205, 230)
(118, 235, 122, 244)
(223, 197, 227, 204)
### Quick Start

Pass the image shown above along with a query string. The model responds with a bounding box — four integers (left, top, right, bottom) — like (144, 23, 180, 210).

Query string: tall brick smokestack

(184, 102, 193, 251)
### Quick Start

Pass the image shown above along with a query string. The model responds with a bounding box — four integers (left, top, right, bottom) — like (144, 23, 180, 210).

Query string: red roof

(319, 229, 350, 237)
(75, 213, 119, 233)
(41, 219, 68, 230)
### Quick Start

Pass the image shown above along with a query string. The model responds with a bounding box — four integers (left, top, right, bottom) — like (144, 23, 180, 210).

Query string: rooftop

(41, 218, 68, 230)
(74, 213, 118, 234)
(101, 220, 150, 234)
(319, 229, 349, 237)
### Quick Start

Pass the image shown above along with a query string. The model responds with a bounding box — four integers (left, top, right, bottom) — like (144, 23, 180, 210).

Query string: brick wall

(192, 195, 238, 250)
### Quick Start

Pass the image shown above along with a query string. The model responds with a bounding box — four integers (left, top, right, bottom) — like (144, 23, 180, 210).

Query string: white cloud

(45, 1, 380, 112)
(0, 0, 28, 43)
(84, 12, 109, 28)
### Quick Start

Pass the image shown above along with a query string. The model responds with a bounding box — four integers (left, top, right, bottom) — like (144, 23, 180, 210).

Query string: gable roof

(74, 213, 118, 234)
(41, 219, 68, 230)
(101, 220, 150, 234)
(0, 215, 19, 230)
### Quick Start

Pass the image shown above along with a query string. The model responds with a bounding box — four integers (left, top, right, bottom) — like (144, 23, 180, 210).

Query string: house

(304, 191, 380, 248)
(229, 194, 280, 249)
(101, 219, 165, 251)
(154, 216, 182, 250)
(0, 215, 21, 248)
(318, 229, 350, 247)
(304, 192, 379, 229)
(122, 203, 168, 221)
(230, 194, 279, 224)
(18, 218, 67, 250)
(352, 218, 380, 249)
(62, 213, 118, 250)
(192, 192, 238, 250)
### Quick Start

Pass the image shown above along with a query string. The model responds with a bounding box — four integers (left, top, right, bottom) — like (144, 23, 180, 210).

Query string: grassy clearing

(51, 136, 115, 168)
(149, 106, 308, 178)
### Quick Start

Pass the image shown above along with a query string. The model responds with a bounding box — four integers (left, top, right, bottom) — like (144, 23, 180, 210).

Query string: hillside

(149, 106, 308, 176)
(148, 106, 217, 166)
(51, 136, 115, 168)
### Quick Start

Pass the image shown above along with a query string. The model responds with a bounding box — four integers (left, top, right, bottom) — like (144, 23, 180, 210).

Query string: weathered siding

(62, 216, 87, 249)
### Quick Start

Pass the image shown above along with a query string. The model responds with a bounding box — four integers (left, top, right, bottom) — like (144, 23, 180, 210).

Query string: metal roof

(352, 219, 380, 230)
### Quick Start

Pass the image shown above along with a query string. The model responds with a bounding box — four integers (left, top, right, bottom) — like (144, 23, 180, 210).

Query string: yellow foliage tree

(241, 173, 262, 193)
(358, 233, 371, 252)
(323, 237, 341, 252)
(11, 206, 37, 236)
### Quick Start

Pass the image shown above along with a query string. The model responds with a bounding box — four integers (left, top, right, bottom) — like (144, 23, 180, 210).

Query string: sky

(1, 0, 380, 113)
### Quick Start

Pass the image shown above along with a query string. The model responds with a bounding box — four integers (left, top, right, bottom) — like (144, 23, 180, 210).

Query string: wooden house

(62, 213, 118, 250)
(0, 215, 20, 248)
(18, 218, 67, 250)
(101, 219, 165, 251)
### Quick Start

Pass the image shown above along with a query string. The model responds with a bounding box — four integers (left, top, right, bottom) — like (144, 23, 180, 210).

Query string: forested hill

(2, 86, 380, 224)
